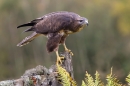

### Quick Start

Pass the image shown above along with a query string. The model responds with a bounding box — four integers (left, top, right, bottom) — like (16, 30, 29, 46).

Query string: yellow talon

(70, 51, 73, 56)
(56, 51, 64, 64)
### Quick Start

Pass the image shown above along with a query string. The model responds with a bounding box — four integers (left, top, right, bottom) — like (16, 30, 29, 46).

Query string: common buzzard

(17, 11, 88, 64)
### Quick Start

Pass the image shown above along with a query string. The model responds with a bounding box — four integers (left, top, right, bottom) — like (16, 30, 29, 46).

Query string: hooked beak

(85, 19, 89, 26)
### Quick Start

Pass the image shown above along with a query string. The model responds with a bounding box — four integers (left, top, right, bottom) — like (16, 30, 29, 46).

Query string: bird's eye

(79, 20, 83, 22)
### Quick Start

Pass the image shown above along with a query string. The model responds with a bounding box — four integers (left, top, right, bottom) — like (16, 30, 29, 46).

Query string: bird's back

(35, 11, 80, 34)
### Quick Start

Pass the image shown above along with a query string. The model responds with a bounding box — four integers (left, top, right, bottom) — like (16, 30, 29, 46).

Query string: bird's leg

(63, 43, 73, 56)
(56, 51, 64, 64)
(63, 43, 69, 51)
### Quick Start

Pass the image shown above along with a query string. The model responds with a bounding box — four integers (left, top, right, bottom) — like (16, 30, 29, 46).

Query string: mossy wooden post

(0, 51, 74, 86)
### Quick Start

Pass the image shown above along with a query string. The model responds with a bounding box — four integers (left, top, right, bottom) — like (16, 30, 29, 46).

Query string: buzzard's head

(71, 15, 88, 32)
(77, 17, 88, 26)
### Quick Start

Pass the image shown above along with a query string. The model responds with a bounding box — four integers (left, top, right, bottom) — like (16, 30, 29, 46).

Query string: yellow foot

(56, 51, 64, 64)
(56, 56, 64, 65)
(65, 49, 74, 56)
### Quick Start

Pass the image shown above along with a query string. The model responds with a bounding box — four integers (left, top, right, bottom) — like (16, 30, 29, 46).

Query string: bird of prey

(17, 11, 88, 64)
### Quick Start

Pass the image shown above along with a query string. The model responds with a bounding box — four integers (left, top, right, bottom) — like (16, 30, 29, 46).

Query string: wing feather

(17, 11, 78, 34)
(35, 13, 74, 34)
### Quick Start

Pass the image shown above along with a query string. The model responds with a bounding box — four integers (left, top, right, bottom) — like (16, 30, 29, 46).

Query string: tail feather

(23, 27, 35, 32)
(17, 22, 35, 28)
(17, 32, 41, 47)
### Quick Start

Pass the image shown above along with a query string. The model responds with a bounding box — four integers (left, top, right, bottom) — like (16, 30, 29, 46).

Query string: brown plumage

(17, 11, 88, 63)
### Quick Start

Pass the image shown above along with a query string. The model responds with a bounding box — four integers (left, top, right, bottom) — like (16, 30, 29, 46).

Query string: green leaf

(95, 71, 104, 86)
(56, 64, 77, 86)
(85, 71, 95, 86)
(81, 80, 86, 86)
(106, 68, 122, 86)
(126, 73, 130, 86)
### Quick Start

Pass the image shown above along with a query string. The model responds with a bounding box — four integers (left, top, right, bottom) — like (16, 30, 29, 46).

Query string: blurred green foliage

(0, 0, 130, 84)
